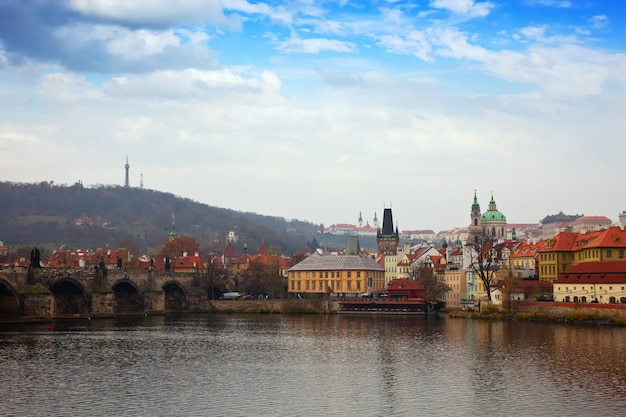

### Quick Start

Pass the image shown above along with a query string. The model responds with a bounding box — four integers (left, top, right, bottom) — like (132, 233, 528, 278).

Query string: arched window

(573, 296, 579, 303)
(620, 297, 626, 304)
(609, 296, 616, 304)
(581, 296, 587, 303)
(564, 296, 571, 302)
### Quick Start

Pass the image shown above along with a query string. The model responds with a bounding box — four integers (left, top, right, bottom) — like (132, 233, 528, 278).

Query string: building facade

(538, 226, 626, 282)
(287, 250, 385, 297)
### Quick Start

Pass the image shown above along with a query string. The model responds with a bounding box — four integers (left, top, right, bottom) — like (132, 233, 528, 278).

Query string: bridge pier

(22, 283, 54, 320)
(91, 290, 115, 318)
(143, 286, 165, 315)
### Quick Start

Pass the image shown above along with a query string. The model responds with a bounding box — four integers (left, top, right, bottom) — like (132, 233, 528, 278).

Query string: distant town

(2, 187, 626, 318)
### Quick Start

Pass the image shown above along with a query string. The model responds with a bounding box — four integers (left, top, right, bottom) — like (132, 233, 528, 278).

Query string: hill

(0, 181, 321, 256)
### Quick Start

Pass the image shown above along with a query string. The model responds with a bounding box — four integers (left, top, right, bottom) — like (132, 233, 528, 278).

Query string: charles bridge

(0, 267, 227, 320)
(0, 267, 332, 320)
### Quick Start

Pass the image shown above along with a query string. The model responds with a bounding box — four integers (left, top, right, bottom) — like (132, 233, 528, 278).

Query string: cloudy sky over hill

(1, 0, 624, 232)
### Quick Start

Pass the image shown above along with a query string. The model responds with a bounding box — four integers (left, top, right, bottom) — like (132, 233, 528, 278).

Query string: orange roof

(223, 242, 238, 258)
(387, 278, 425, 291)
(542, 226, 626, 252)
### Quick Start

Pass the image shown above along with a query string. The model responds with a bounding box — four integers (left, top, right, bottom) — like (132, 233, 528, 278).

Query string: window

(607, 249, 613, 258)
(312, 281, 316, 290)
(357, 271, 361, 278)
(347, 271, 352, 278)
(347, 281, 352, 290)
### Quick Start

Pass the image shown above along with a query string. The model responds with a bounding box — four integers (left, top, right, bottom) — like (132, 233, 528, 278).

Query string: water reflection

(1, 315, 625, 417)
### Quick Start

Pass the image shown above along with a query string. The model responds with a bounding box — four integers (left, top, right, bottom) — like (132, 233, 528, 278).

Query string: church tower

(124, 157, 130, 188)
(468, 190, 482, 244)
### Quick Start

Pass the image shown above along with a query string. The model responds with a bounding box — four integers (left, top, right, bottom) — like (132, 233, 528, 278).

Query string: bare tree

(202, 259, 229, 300)
(466, 233, 500, 302)
(409, 261, 451, 303)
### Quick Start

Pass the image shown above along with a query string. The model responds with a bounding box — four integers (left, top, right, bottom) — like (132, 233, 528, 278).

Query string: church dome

(481, 195, 506, 221)
(481, 211, 506, 221)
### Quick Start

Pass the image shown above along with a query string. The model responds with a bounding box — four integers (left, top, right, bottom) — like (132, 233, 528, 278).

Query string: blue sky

(1, 0, 625, 233)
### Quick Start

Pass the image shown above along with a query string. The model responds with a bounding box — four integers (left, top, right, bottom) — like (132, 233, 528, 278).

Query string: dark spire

(381, 207, 395, 235)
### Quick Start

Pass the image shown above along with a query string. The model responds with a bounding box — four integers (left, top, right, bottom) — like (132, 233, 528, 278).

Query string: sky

(1, 0, 625, 233)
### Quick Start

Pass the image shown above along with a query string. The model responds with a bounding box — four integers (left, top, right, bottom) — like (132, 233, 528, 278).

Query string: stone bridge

(0, 268, 218, 320)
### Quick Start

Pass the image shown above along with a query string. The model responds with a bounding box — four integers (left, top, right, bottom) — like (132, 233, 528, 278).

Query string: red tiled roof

(223, 242, 238, 258)
(543, 227, 626, 252)
(556, 261, 626, 284)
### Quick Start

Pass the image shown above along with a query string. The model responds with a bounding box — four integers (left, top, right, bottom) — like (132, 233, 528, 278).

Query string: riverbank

(448, 306, 626, 326)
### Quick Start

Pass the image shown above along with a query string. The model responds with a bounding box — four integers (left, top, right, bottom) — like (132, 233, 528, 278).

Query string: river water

(1, 314, 625, 417)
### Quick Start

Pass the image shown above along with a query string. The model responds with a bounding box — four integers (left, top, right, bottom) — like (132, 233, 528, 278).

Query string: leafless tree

(409, 261, 451, 302)
(467, 233, 500, 302)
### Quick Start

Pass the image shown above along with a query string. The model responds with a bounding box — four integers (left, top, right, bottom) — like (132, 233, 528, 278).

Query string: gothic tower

(377, 207, 399, 256)
(377, 206, 399, 283)
(124, 157, 130, 188)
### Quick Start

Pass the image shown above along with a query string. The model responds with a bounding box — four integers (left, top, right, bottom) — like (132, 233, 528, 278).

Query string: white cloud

(68, 0, 233, 27)
(276, 35, 358, 54)
(376, 31, 434, 62)
(430, 0, 494, 17)
(590, 15, 608, 29)
(522, 0, 572, 7)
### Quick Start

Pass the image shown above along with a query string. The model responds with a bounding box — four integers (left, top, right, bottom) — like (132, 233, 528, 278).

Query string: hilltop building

(541, 212, 582, 238)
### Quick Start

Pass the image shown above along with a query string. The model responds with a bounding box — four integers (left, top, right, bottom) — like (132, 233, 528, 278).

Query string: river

(1, 314, 625, 417)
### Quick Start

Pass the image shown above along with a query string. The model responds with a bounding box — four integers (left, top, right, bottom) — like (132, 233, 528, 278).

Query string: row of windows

(544, 249, 626, 262)
(290, 280, 361, 291)
(563, 296, 626, 304)
(291, 271, 363, 279)
(557, 286, 626, 292)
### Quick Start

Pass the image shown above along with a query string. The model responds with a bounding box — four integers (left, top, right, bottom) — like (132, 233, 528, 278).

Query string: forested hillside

(0, 181, 320, 256)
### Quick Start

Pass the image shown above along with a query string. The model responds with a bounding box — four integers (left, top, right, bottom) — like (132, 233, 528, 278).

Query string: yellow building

(538, 226, 626, 282)
(287, 250, 385, 296)
(554, 261, 626, 304)
(444, 268, 468, 310)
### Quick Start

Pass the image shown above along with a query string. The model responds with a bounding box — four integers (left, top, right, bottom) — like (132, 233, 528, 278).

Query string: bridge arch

(112, 279, 143, 315)
(0, 278, 22, 317)
(162, 280, 189, 312)
(50, 278, 90, 317)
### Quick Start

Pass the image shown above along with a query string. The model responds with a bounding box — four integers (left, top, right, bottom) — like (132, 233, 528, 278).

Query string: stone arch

(0, 278, 22, 317)
(162, 280, 188, 312)
(50, 278, 90, 317)
(112, 279, 143, 315)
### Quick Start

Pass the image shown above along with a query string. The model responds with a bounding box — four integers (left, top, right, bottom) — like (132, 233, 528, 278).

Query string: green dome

(481, 194, 506, 221)
(481, 211, 506, 221)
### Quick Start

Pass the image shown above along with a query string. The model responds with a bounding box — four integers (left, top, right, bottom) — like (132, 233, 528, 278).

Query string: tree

(467, 233, 500, 302)
(243, 259, 285, 297)
(155, 236, 200, 260)
(202, 260, 229, 300)
(409, 261, 451, 302)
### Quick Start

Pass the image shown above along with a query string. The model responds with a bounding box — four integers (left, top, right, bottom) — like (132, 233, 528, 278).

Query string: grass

(449, 308, 626, 326)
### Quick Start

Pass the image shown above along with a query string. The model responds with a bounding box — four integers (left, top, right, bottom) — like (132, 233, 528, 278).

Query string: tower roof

(471, 190, 480, 212)
(380, 207, 395, 235)
(481, 193, 506, 221)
